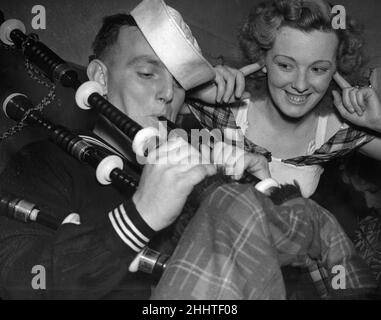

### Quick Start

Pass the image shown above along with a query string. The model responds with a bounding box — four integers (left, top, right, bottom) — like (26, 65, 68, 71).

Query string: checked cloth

(187, 101, 376, 165)
(152, 183, 377, 299)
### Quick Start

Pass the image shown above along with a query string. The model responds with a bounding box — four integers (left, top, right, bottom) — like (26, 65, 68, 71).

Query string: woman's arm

(332, 72, 381, 160)
(187, 64, 261, 104)
(358, 136, 381, 160)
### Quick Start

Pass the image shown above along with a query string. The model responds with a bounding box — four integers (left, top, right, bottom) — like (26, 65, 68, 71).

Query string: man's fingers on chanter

(167, 142, 201, 165)
(199, 144, 212, 164)
(245, 153, 271, 180)
(182, 164, 217, 185)
(230, 153, 246, 179)
(146, 137, 187, 164)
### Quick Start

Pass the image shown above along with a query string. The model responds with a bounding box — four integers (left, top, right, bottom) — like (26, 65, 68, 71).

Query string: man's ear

(262, 65, 267, 74)
(87, 59, 108, 94)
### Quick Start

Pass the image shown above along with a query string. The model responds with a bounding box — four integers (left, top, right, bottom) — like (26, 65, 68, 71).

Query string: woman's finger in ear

(333, 72, 351, 90)
(240, 63, 263, 76)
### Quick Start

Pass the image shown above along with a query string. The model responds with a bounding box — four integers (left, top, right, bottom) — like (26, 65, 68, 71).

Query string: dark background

(1, 0, 381, 175)
(1, 0, 381, 296)
(2, 0, 381, 67)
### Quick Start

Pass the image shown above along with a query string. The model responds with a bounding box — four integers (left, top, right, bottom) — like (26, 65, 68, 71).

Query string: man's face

(105, 26, 186, 128)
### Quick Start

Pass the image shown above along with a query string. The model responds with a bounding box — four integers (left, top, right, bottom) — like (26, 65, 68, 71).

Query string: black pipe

(0, 194, 60, 230)
(3, 93, 139, 195)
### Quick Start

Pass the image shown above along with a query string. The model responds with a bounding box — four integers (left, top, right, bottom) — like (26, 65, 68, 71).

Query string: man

(1, 0, 374, 301)
(0, 0, 268, 299)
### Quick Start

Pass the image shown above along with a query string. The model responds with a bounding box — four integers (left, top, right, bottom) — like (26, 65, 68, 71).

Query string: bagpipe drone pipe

(0, 87, 171, 276)
(0, 17, 302, 201)
(0, 17, 302, 276)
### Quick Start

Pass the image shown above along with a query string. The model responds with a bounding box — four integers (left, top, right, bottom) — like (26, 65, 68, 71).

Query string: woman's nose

(292, 71, 309, 93)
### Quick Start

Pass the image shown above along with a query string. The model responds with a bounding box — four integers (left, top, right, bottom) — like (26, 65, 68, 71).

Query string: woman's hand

(332, 72, 381, 133)
(189, 63, 263, 104)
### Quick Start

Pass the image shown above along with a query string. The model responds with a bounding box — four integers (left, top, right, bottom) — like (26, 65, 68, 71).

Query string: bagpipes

(0, 17, 301, 276)
(0, 18, 291, 195)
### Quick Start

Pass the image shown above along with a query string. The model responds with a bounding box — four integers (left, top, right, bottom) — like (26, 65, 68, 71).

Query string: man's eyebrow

(274, 55, 333, 65)
(127, 55, 163, 67)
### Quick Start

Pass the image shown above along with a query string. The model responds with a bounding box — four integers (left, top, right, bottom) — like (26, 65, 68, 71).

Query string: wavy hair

(239, 0, 366, 96)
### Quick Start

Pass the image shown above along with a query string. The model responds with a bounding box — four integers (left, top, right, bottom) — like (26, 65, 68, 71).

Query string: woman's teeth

(286, 92, 309, 104)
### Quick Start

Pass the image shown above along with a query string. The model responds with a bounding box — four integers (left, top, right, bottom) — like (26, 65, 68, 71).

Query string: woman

(189, 0, 381, 198)
(152, 1, 381, 299)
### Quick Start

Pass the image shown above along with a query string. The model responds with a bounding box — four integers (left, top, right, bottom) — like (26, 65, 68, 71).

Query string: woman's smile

(284, 91, 312, 105)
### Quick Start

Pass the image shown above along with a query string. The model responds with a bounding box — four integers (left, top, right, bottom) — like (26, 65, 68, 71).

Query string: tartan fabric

(187, 101, 272, 160)
(307, 262, 330, 298)
(187, 101, 376, 166)
(284, 128, 375, 166)
(152, 183, 377, 300)
(354, 213, 381, 285)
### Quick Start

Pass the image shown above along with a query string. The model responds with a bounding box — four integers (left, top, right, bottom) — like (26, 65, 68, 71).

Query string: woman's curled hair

(239, 0, 366, 93)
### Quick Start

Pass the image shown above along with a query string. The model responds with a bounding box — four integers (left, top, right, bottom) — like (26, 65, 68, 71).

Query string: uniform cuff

(108, 200, 156, 252)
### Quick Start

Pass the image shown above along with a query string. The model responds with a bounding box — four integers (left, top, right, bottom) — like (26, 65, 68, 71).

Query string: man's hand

(332, 72, 381, 133)
(133, 136, 216, 232)
(190, 63, 263, 104)
(212, 141, 271, 180)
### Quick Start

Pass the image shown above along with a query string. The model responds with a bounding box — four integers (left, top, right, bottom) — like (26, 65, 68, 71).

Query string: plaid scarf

(152, 183, 377, 300)
(187, 100, 376, 166)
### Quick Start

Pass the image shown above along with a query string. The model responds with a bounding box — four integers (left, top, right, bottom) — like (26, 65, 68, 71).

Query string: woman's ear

(87, 59, 108, 94)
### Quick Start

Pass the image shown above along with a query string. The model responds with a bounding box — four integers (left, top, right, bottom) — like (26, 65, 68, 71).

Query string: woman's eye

(277, 63, 292, 70)
(312, 67, 328, 74)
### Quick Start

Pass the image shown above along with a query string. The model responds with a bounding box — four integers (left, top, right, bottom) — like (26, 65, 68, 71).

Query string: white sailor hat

(131, 0, 216, 90)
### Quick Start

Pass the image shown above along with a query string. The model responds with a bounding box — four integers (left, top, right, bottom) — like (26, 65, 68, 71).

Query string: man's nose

(292, 71, 309, 93)
(157, 73, 175, 105)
